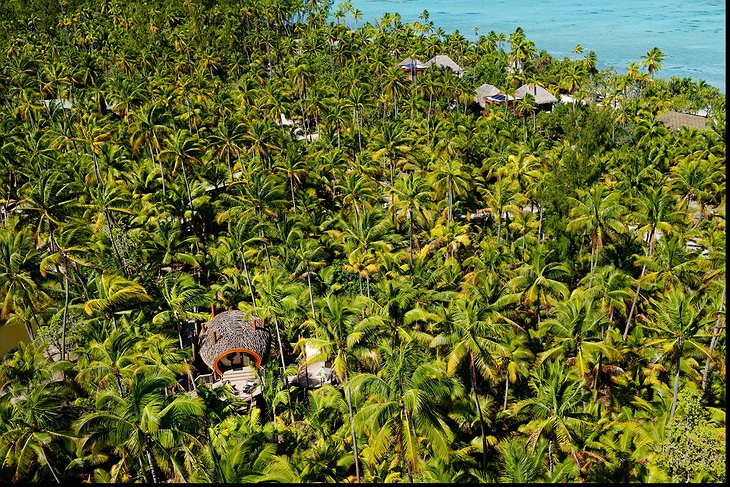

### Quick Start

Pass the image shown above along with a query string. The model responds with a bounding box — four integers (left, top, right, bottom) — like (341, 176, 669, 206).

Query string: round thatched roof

(198, 311, 272, 375)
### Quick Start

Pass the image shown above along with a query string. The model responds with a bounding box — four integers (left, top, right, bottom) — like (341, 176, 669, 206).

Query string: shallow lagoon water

(349, 0, 726, 90)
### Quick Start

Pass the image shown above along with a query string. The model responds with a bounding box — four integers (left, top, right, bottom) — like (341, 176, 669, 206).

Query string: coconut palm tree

(508, 246, 570, 326)
(431, 293, 509, 469)
(641, 289, 711, 419)
(353, 340, 463, 482)
(513, 360, 588, 477)
(566, 183, 627, 288)
(640, 47, 665, 78)
(75, 365, 206, 483)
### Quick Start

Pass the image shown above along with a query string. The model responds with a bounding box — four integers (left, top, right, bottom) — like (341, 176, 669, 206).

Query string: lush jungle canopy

(0, 0, 725, 483)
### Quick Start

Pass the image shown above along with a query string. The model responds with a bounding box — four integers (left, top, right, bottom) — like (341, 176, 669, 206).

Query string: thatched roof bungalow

(657, 110, 710, 132)
(514, 84, 558, 106)
(426, 55, 464, 77)
(198, 311, 271, 376)
(398, 57, 428, 80)
(474, 83, 514, 107)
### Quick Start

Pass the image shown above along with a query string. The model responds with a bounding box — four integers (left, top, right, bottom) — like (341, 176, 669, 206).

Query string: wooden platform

(212, 367, 262, 401)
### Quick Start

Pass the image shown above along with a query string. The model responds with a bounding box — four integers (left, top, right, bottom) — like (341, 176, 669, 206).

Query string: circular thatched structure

(198, 311, 272, 376)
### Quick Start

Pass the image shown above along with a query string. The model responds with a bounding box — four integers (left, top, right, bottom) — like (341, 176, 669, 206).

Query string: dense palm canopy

(0, 0, 725, 483)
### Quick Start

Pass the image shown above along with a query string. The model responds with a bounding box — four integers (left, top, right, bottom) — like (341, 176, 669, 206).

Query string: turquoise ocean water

(347, 0, 726, 91)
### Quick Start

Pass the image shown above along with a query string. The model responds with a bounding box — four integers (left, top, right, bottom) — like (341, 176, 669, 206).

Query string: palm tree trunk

(447, 174, 453, 223)
(344, 373, 361, 483)
(303, 271, 315, 324)
(548, 438, 554, 477)
(669, 344, 683, 419)
(144, 444, 159, 483)
(61, 274, 69, 361)
(702, 286, 725, 392)
(149, 141, 165, 197)
(470, 351, 488, 470)
(496, 209, 502, 246)
(289, 174, 297, 212)
(408, 209, 414, 272)
(502, 368, 510, 411)
(179, 159, 195, 223)
(623, 228, 654, 340)
(272, 315, 295, 423)
(240, 248, 257, 307)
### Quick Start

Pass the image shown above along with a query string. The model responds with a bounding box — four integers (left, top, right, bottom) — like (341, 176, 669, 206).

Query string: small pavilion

(197, 310, 272, 400)
(425, 55, 464, 77)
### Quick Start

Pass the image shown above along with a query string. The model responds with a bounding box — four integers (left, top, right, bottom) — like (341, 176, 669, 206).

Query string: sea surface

(347, 0, 726, 91)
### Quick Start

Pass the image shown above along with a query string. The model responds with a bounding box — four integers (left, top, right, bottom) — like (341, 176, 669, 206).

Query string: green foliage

(657, 389, 725, 483)
(0, 0, 725, 483)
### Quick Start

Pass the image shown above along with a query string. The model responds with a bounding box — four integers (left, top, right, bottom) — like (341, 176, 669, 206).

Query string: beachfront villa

(398, 57, 428, 80)
(474, 83, 514, 108)
(425, 54, 464, 77)
(197, 310, 271, 401)
(657, 110, 710, 132)
(399, 54, 464, 80)
(514, 83, 558, 110)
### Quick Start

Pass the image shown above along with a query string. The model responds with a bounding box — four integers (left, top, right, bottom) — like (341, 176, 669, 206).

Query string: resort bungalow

(425, 54, 464, 77)
(197, 310, 271, 402)
(398, 57, 428, 80)
(514, 83, 558, 110)
(475, 83, 514, 108)
(657, 110, 710, 132)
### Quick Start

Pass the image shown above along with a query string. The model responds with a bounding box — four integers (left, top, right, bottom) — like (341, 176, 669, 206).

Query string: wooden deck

(212, 367, 262, 401)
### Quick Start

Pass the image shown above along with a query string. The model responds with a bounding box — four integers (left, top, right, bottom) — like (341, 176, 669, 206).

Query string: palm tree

(535, 291, 617, 385)
(0, 342, 76, 483)
(302, 294, 365, 482)
(431, 294, 508, 469)
(159, 129, 201, 227)
(623, 186, 686, 340)
(641, 289, 711, 419)
(513, 360, 588, 477)
(153, 271, 208, 349)
(566, 184, 627, 288)
(75, 366, 205, 483)
(353, 340, 462, 482)
(508, 246, 570, 326)
(640, 47, 665, 78)
(83, 271, 151, 332)
(0, 216, 49, 341)
(392, 172, 431, 270)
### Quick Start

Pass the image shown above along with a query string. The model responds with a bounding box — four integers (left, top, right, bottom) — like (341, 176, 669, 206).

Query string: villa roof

(398, 57, 428, 69)
(426, 55, 464, 75)
(657, 110, 710, 132)
(474, 83, 502, 107)
(514, 84, 558, 105)
(198, 311, 271, 375)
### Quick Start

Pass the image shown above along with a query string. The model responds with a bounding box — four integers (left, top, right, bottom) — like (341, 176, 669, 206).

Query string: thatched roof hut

(398, 57, 427, 69)
(198, 311, 272, 375)
(475, 83, 508, 107)
(426, 55, 464, 76)
(657, 110, 710, 132)
(514, 84, 558, 105)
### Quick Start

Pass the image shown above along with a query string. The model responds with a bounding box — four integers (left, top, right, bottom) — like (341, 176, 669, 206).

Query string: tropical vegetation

(0, 0, 725, 483)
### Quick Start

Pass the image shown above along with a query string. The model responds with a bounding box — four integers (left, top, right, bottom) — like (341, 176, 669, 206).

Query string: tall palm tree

(513, 360, 588, 477)
(392, 172, 431, 270)
(75, 366, 205, 483)
(353, 340, 462, 482)
(640, 47, 665, 78)
(508, 246, 570, 326)
(431, 294, 508, 469)
(623, 186, 686, 340)
(566, 184, 627, 288)
(641, 289, 711, 419)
